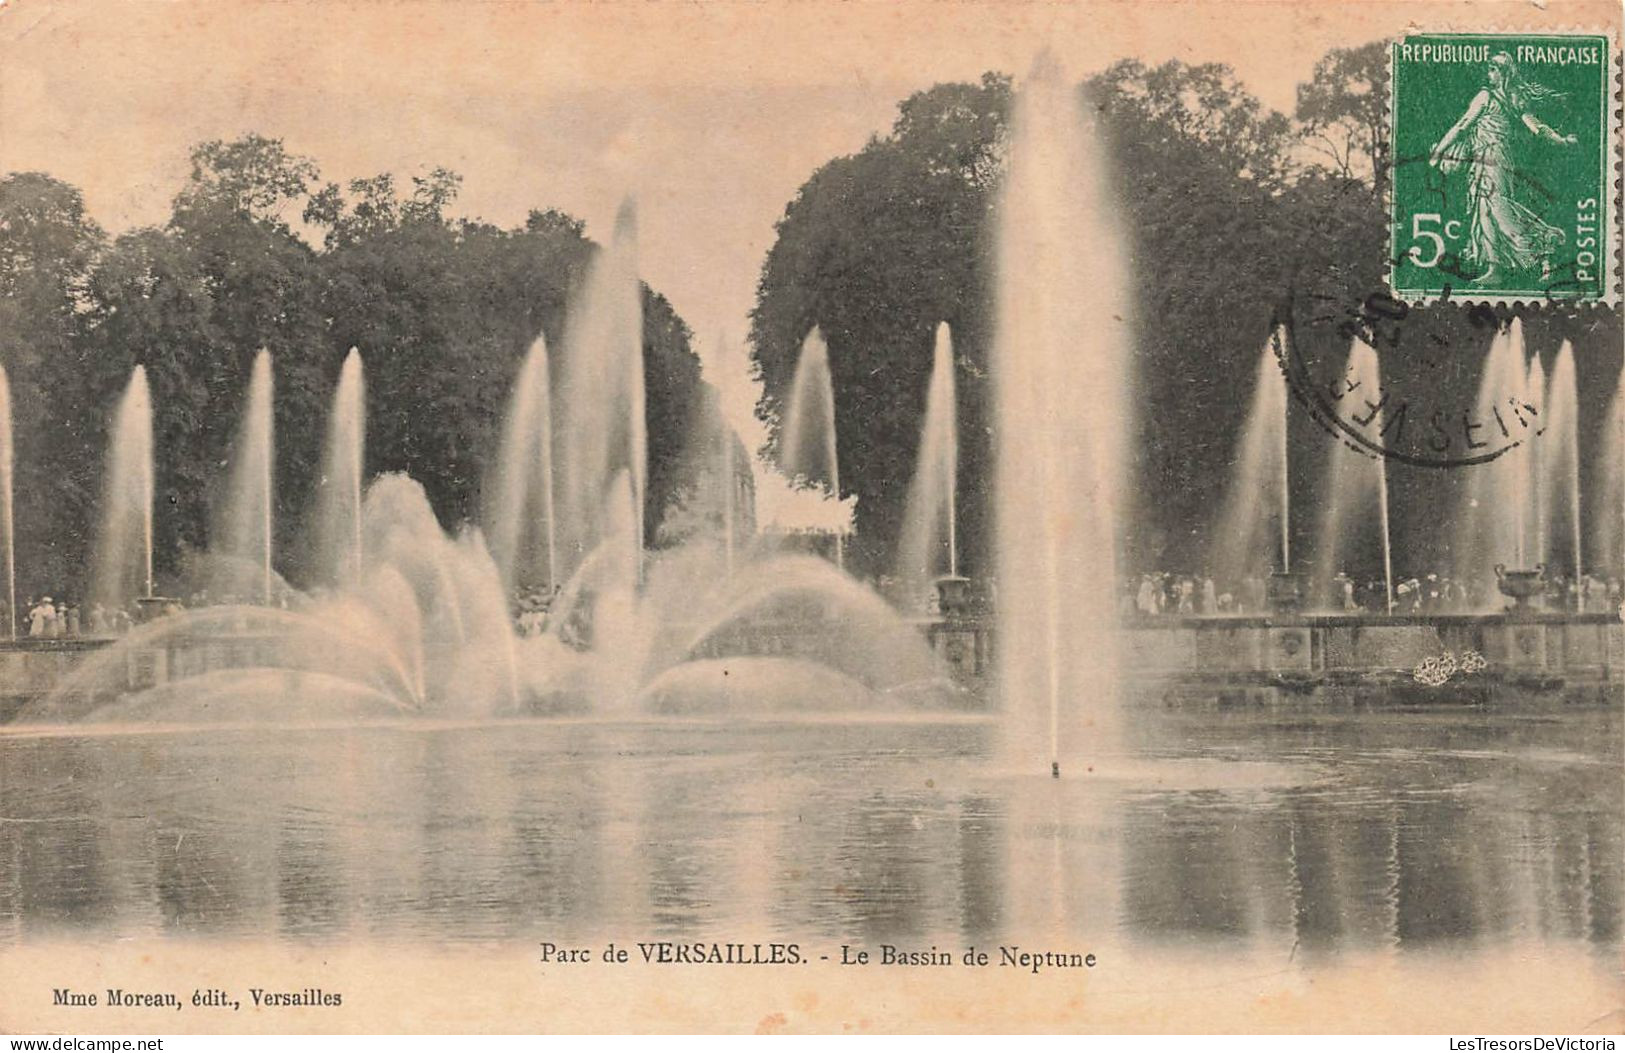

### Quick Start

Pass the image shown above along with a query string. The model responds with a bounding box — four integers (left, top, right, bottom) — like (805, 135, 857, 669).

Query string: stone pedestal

(934, 576, 973, 618)
(1267, 572, 1307, 614)
(933, 625, 982, 679)
(929, 576, 988, 680)
(1483, 622, 1549, 672)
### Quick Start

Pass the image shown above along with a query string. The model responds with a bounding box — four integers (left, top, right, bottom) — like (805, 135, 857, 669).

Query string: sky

(0, 0, 1437, 518)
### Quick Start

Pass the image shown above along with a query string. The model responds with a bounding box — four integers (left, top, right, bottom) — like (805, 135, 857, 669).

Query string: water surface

(0, 703, 1617, 967)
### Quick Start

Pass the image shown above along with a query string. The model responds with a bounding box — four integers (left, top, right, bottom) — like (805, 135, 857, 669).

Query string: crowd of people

(12, 587, 297, 639)
(1126, 569, 1625, 617)
(20, 596, 136, 638)
(14, 565, 1621, 642)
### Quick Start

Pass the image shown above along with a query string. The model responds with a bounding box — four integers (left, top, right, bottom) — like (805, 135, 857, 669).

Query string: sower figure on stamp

(1429, 52, 1577, 285)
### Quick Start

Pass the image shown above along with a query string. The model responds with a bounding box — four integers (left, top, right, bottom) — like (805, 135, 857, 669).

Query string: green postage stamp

(1389, 33, 1617, 305)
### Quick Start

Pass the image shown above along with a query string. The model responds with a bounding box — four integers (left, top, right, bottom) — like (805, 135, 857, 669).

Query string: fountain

(25, 195, 945, 727)
(993, 54, 1132, 775)
(1313, 338, 1394, 614)
(0, 364, 13, 637)
(214, 350, 276, 604)
(35, 428, 941, 722)
(779, 329, 845, 570)
(486, 333, 557, 592)
(629, 279, 648, 572)
(1210, 334, 1290, 608)
(556, 199, 645, 584)
(1527, 352, 1548, 567)
(93, 366, 155, 611)
(721, 416, 737, 578)
(697, 331, 752, 578)
(897, 322, 959, 608)
(1595, 367, 1625, 580)
(1454, 321, 1538, 605)
(316, 348, 366, 585)
(1542, 341, 1582, 579)
(1495, 562, 1548, 615)
(23, 87, 1614, 740)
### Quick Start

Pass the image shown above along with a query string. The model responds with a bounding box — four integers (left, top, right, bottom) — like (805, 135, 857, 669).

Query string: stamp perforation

(1384, 27, 1621, 309)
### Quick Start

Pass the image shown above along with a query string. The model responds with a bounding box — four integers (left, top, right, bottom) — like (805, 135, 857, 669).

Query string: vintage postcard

(0, 0, 1620, 1036)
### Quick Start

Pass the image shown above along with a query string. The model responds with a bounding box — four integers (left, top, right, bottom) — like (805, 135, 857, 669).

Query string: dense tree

(1294, 43, 1389, 192)
(1093, 59, 1293, 188)
(313, 179, 701, 556)
(749, 52, 1622, 585)
(171, 135, 320, 233)
(0, 137, 711, 600)
(0, 173, 106, 595)
(71, 138, 331, 588)
(750, 62, 1296, 577)
(752, 74, 1004, 574)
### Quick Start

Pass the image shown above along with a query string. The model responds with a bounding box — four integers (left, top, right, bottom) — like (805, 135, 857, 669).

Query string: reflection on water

(0, 704, 1618, 962)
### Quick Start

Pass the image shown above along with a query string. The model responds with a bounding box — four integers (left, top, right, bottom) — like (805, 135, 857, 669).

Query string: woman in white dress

(1429, 53, 1578, 285)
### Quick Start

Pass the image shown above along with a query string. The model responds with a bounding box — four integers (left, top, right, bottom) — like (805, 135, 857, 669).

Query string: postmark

(1388, 32, 1617, 305)
(1279, 286, 1550, 469)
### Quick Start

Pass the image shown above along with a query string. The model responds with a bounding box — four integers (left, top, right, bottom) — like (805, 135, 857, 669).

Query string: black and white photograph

(0, 0, 1620, 1035)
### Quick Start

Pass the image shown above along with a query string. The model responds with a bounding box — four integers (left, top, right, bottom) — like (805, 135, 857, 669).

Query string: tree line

(0, 136, 709, 600)
(749, 44, 1623, 583)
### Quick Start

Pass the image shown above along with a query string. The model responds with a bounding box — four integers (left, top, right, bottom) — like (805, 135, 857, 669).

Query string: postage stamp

(1389, 32, 1617, 305)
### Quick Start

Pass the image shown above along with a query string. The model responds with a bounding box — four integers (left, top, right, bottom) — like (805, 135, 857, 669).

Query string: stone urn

(1495, 564, 1546, 615)
(934, 575, 974, 619)
(1266, 571, 1307, 614)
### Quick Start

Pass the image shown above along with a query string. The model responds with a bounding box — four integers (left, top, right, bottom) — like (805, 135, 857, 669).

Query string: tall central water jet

(218, 350, 275, 603)
(1211, 334, 1290, 601)
(486, 334, 557, 592)
(1313, 338, 1393, 613)
(0, 364, 13, 636)
(95, 366, 155, 609)
(317, 349, 366, 584)
(780, 329, 845, 571)
(897, 323, 959, 604)
(993, 55, 1133, 774)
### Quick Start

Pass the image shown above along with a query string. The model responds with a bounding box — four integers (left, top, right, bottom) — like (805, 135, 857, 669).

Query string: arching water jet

(897, 323, 960, 607)
(487, 334, 557, 592)
(1313, 338, 1393, 614)
(1595, 366, 1625, 580)
(1527, 352, 1548, 568)
(94, 366, 155, 610)
(218, 350, 276, 604)
(1544, 341, 1582, 579)
(556, 199, 645, 585)
(317, 349, 366, 584)
(1455, 322, 1536, 604)
(781, 329, 845, 571)
(1211, 334, 1290, 601)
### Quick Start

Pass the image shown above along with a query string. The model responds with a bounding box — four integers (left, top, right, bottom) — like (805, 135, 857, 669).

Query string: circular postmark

(1275, 284, 1545, 469)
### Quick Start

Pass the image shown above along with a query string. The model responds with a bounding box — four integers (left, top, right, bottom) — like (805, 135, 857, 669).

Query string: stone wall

(0, 612, 1619, 720)
(928, 613, 1625, 684)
